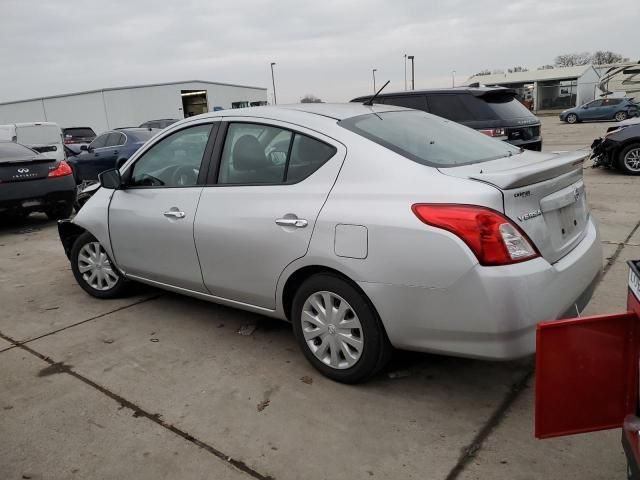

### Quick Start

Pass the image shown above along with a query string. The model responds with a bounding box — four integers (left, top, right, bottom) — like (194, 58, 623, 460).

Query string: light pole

(404, 54, 407, 91)
(372, 68, 377, 93)
(452, 70, 456, 88)
(408, 55, 415, 90)
(270, 62, 277, 105)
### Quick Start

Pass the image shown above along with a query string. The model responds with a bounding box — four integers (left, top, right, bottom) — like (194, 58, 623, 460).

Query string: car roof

(193, 103, 410, 122)
(351, 86, 517, 101)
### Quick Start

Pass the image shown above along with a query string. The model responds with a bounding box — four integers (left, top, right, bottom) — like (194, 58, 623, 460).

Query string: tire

(46, 201, 73, 220)
(566, 113, 578, 124)
(614, 111, 627, 122)
(617, 143, 640, 176)
(70, 232, 128, 298)
(291, 273, 392, 383)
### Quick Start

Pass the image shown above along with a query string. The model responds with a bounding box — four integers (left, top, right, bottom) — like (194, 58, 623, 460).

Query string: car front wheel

(618, 143, 640, 176)
(566, 113, 578, 124)
(291, 273, 391, 383)
(70, 232, 128, 298)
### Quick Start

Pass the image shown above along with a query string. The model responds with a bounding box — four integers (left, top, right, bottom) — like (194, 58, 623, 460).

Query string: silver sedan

(59, 103, 602, 383)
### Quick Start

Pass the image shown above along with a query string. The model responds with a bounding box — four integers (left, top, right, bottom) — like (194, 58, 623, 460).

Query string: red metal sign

(535, 310, 639, 438)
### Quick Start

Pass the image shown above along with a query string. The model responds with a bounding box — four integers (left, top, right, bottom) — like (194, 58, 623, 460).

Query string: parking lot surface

(1, 117, 638, 479)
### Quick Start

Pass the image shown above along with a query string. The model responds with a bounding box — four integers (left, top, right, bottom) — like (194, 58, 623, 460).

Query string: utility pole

(404, 54, 407, 91)
(452, 70, 456, 88)
(372, 68, 377, 93)
(270, 62, 277, 105)
(408, 55, 415, 90)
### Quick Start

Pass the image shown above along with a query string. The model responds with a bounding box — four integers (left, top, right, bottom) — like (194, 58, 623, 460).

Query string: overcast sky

(1, 0, 638, 104)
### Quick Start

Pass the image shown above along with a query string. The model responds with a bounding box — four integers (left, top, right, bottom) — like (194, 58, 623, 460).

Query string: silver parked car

(58, 103, 602, 383)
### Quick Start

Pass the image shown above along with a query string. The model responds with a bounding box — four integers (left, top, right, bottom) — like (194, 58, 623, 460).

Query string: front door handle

(164, 210, 186, 219)
(275, 217, 308, 228)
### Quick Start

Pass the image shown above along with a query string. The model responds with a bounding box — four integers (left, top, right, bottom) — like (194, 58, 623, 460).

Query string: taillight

(411, 204, 539, 266)
(478, 128, 506, 138)
(48, 160, 73, 178)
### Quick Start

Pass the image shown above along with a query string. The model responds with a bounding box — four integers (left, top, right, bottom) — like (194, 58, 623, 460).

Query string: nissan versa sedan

(58, 103, 602, 383)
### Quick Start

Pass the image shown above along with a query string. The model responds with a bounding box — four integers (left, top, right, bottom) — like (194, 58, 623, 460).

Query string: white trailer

(0, 80, 268, 134)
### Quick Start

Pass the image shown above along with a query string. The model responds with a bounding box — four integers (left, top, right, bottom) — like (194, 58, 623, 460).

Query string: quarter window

(129, 124, 212, 187)
(382, 95, 428, 111)
(217, 123, 336, 185)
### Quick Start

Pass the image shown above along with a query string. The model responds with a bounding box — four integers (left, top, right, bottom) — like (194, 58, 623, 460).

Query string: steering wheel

(171, 166, 198, 186)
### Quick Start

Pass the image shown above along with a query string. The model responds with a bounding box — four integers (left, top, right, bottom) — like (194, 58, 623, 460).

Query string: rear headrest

(232, 135, 267, 171)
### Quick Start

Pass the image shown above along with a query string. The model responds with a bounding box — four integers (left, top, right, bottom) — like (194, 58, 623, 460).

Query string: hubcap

(625, 148, 640, 172)
(301, 291, 364, 369)
(77, 242, 119, 291)
(616, 112, 626, 121)
(568, 114, 577, 123)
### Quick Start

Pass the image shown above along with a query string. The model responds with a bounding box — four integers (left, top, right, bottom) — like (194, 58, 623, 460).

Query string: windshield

(16, 125, 61, 145)
(0, 142, 38, 163)
(339, 110, 521, 167)
(64, 128, 95, 138)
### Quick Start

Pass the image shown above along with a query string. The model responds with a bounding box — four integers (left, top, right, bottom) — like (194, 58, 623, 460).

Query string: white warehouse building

(0, 80, 268, 133)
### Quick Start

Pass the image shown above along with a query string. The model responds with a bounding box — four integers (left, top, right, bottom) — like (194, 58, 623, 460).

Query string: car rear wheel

(566, 113, 578, 124)
(291, 273, 391, 383)
(71, 232, 128, 298)
(615, 111, 627, 122)
(618, 143, 640, 176)
(46, 201, 73, 220)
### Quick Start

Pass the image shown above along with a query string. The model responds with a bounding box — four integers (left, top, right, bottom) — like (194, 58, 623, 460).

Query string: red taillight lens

(48, 160, 73, 178)
(478, 128, 506, 138)
(411, 204, 539, 266)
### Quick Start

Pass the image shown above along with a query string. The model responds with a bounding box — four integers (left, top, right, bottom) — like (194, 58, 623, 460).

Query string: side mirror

(99, 168, 123, 190)
(80, 145, 89, 151)
(582, 105, 588, 109)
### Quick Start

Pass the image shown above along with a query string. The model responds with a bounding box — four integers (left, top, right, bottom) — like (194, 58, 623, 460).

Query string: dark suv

(351, 87, 542, 151)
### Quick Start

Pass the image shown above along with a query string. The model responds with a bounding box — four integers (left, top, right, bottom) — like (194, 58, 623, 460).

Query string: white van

(0, 122, 65, 161)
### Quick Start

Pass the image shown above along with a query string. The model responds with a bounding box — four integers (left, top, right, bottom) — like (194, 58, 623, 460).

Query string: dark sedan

(591, 119, 640, 175)
(67, 128, 157, 184)
(0, 142, 75, 219)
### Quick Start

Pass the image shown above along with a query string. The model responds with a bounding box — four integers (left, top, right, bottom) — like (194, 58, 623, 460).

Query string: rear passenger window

(105, 133, 125, 147)
(382, 95, 427, 111)
(218, 123, 336, 185)
(426, 95, 475, 122)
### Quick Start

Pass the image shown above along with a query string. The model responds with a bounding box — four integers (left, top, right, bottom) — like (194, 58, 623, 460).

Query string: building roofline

(0, 80, 267, 106)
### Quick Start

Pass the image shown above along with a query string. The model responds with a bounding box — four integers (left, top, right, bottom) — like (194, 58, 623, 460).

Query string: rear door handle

(164, 210, 186, 219)
(275, 217, 308, 228)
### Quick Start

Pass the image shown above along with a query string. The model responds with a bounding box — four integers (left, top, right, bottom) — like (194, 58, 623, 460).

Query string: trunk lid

(0, 158, 56, 182)
(439, 150, 590, 264)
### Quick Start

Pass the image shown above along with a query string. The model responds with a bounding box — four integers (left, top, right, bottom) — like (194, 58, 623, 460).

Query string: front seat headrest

(232, 135, 267, 171)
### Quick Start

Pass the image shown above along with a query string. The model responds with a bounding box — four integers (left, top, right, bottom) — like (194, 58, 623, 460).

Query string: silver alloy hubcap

(567, 114, 577, 123)
(625, 148, 640, 172)
(301, 291, 364, 369)
(78, 242, 119, 291)
(616, 112, 626, 121)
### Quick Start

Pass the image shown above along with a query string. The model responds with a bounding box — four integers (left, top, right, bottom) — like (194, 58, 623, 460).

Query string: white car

(0, 122, 65, 162)
(59, 103, 602, 383)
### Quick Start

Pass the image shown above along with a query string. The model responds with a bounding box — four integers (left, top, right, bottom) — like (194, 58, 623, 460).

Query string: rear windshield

(16, 125, 61, 145)
(469, 93, 534, 120)
(0, 142, 37, 162)
(64, 128, 95, 138)
(339, 110, 521, 167)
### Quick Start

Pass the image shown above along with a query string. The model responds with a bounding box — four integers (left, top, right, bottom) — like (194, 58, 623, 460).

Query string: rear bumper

(359, 217, 602, 360)
(0, 175, 76, 213)
(508, 137, 542, 151)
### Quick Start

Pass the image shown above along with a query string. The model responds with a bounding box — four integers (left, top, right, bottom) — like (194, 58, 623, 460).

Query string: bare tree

(554, 52, 591, 67)
(300, 95, 323, 103)
(591, 50, 630, 65)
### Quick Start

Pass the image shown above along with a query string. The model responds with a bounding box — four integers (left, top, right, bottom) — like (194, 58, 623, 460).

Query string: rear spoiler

(468, 151, 588, 189)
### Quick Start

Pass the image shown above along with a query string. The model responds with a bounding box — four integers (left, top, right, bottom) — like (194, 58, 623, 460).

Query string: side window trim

(122, 122, 218, 189)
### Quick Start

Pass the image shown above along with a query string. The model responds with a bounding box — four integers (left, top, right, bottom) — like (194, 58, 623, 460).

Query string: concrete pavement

(1, 116, 638, 479)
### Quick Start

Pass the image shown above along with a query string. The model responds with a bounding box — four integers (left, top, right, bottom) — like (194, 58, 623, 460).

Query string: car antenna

(364, 80, 390, 106)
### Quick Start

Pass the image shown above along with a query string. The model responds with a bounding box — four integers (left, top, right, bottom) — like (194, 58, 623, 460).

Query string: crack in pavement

(444, 218, 640, 480)
(0, 330, 274, 480)
(8, 293, 164, 347)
